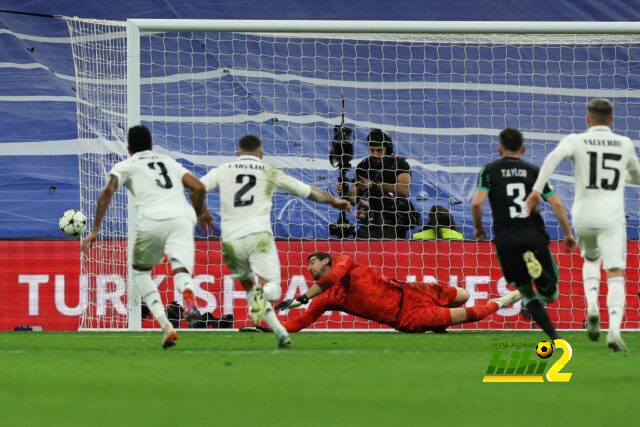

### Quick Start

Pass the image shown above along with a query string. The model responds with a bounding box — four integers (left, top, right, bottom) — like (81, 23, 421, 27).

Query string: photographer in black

(349, 129, 419, 239)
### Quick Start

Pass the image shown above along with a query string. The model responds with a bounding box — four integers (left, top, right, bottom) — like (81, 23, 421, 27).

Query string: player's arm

(274, 283, 325, 310)
(200, 168, 219, 193)
(182, 173, 213, 234)
(625, 142, 640, 185)
(470, 189, 488, 240)
(471, 166, 490, 240)
(545, 194, 577, 252)
(276, 255, 353, 310)
(81, 174, 118, 254)
(525, 139, 573, 212)
(281, 295, 330, 332)
(308, 186, 351, 211)
(271, 167, 351, 211)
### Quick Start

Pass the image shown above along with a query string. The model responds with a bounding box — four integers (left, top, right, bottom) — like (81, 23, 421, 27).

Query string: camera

(329, 125, 354, 169)
(328, 125, 356, 239)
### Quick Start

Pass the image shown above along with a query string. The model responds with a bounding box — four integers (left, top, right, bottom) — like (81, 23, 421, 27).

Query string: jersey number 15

(587, 151, 621, 191)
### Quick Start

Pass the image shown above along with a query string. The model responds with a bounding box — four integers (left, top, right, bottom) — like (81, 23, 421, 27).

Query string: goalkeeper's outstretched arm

(275, 284, 324, 310)
(281, 295, 330, 332)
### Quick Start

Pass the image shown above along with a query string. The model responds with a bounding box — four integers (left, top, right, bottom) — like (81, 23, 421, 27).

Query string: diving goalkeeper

(276, 252, 521, 332)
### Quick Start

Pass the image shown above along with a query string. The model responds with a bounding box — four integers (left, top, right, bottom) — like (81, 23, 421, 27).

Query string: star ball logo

(482, 339, 573, 383)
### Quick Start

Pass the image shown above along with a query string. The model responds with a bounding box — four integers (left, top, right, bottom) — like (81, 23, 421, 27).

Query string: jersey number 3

(587, 151, 621, 191)
(234, 174, 256, 207)
(506, 182, 527, 218)
(147, 162, 173, 189)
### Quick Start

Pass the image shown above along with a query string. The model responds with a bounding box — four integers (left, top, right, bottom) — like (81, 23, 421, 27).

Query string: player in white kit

(81, 125, 213, 349)
(200, 134, 351, 348)
(525, 99, 640, 352)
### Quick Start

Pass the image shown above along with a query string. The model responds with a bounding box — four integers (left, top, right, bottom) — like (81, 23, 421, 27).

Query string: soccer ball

(59, 209, 87, 236)
(535, 341, 554, 359)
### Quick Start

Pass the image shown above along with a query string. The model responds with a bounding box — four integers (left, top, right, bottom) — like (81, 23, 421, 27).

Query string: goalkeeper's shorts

(394, 284, 458, 333)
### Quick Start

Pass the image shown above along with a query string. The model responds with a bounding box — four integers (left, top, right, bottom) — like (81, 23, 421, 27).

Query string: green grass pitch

(1, 331, 637, 426)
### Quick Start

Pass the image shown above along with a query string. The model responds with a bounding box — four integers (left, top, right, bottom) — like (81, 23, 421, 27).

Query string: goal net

(64, 17, 640, 331)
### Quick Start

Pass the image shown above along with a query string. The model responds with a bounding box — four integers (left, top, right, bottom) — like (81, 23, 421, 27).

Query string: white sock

(582, 259, 601, 314)
(174, 271, 195, 294)
(606, 277, 625, 335)
(262, 281, 281, 302)
(263, 302, 287, 335)
(133, 270, 169, 328)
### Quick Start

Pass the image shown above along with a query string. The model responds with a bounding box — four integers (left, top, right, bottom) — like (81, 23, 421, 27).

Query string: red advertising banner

(1, 240, 639, 331)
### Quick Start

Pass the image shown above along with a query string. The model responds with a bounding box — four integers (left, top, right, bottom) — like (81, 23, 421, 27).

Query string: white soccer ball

(59, 209, 87, 236)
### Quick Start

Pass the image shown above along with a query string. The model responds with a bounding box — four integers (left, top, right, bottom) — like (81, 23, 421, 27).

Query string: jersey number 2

(506, 182, 527, 218)
(147, 162, 173, 189)
(234, 174, 256, 207)
(587, 151, 621, 191)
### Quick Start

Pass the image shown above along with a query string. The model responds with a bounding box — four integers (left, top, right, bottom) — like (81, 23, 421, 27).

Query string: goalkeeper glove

(275, 294, 309, 310)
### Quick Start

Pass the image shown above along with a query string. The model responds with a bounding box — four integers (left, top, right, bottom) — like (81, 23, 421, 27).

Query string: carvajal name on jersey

(229, 163, 265, 170)
(583, 138, 621, 147)
(501, 168, 527, 178)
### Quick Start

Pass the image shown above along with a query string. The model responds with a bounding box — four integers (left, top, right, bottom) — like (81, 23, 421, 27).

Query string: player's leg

(247, 232, 290, 348)
(165, 218, 199, 327)
(421, 283, 468, 308)
(221, 237, 265, 325)
(530, 245, 560, 302)
(450, 287, 470, 307)
(497, 243, 561, 341)
(247, 232, 282, 302)
(449, 290, 521, 324)
(576, 227, 603, 341)
(524, 245, 562, 341)
(598, 226, 629, 353)
(396, 285, 517, 331)
(132, 221, 176, 348)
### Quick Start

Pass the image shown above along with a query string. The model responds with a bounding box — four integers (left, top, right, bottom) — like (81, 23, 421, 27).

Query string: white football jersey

(533, 125, 640, 228)
(108, 150, 196, 223)
(200, 155, 312, 241)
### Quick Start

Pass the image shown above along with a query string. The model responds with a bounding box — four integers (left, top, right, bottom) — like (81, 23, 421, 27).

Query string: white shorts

(132, 217, 195, 272)
(574, 225, 626, 270)
(221, 232, 280, 284)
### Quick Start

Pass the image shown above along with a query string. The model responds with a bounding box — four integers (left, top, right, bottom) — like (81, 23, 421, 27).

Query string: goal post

(64, 17, 640, 331)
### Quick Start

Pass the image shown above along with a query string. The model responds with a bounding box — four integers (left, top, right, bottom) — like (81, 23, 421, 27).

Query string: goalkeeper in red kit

(276, 252, 521, 332)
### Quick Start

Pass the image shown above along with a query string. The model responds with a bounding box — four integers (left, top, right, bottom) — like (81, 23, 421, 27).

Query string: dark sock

(534, 270, 557, 299)
(526, 299, 560, 341)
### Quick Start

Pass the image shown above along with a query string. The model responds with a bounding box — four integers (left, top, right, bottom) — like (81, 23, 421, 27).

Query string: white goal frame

(112, 19, 640, 330)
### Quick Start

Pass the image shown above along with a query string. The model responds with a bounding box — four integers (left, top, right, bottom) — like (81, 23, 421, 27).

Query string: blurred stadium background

(2, 2, 640, 425)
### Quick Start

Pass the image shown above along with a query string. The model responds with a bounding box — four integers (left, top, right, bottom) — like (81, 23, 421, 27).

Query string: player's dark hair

(499, 127, 523, 152)
(367, 129, 394, 155)
(587, 98, 613, 123)
(238, 134, 262, 152)
(128, 125, 153, 153)
(426, 205, 458, 238)
(308, 252, 332, 266)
